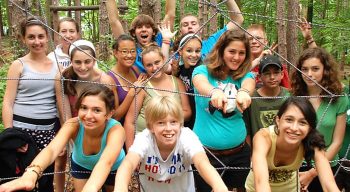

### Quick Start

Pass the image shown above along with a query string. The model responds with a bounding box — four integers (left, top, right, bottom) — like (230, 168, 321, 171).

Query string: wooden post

(99, 0, 109, 61)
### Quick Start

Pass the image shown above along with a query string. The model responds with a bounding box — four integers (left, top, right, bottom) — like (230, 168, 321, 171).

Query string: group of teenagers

(0, 0, 349, 191)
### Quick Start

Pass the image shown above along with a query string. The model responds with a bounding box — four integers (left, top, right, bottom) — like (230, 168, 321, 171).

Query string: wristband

(162, 40, 171, 45)
(209, 87, 221, 97)
(25, 164, 43, 179)
(306, 38, 314, 45)
(238, 87, 250, 94)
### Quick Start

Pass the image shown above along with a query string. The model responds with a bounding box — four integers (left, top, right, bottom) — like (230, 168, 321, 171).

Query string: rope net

(2, 0, 350, 191)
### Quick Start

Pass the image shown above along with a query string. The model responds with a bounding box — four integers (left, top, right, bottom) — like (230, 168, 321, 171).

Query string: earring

(274, 125, 280, 135)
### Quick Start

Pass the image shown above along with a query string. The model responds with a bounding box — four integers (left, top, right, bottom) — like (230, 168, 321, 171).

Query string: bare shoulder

(253, 128, 272, 149)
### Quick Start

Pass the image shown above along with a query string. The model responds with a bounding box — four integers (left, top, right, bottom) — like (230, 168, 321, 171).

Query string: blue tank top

(72, 119, 125, 171)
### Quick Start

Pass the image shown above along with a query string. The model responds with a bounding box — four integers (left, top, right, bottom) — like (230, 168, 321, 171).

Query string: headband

(69, 40, 96, 56)
(179, 33, 202, 48)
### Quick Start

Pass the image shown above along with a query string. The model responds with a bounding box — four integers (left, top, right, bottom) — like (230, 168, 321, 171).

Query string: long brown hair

(291, 47, 342, 101)
(205, 29, 251, 80)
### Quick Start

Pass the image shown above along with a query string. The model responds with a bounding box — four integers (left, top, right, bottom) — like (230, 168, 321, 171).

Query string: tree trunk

(52, 0, 59, 45)
(7, 0, 26, 57)
(179, 0, 185, 20)
(0, 1, 4, 36)
(198, 0, 208, 38)
(276, 0, 287, 63)
(99, 0, 109, 61)
(92, 0, 97, 42)
(209, 0, 217, 35)
(286, 0, 299, 72)
(75, 0, 81, 33)
(139, 0, 161, 25)
(68, 0, 72, 17)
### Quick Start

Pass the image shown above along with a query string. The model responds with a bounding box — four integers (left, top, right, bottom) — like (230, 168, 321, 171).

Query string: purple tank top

(107, 69, 139, 104)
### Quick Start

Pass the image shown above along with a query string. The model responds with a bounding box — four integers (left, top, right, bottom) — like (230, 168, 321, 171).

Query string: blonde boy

(114, 96, 228, 192)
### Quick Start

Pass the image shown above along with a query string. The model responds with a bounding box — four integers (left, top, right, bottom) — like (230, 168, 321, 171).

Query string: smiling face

(275, 104, 310, 145)
(71, 49, 95, 80)
(247, 28, 267, 59)
(142, 51, 164, 79)
(179, 38, 202, 68)
(23, 25, 48, 54)
(301, 57, 324, 89)
(59, 21, 80, 48)
(134, 24, 155, 46)
(114, 40, 137, 67)
(223, 40, 246, 71)
(78, 95, 111, 131)
(149, 114, 181, 151)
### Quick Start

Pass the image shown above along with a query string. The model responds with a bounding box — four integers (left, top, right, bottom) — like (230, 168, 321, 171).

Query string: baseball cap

(69, 40, 96, 56)
(259, 55, 282, 74)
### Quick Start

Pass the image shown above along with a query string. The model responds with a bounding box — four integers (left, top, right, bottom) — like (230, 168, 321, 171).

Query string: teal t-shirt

(192, 65, 255, 149)
(317, 95, 348, 166)
(72, 119, 125, 171)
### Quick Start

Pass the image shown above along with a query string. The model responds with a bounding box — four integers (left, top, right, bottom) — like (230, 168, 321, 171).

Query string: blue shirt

(135, 33, 163, 73)
(192, 65, 254, 149)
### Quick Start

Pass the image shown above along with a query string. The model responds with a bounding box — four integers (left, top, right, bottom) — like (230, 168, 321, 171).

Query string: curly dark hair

(129, 14, 159, 42)
(291, 47, 342, 101)
(276, 97, 326, 166)
(205, 29, 251, 80)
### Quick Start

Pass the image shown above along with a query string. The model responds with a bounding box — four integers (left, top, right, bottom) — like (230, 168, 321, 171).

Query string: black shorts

(71, 158, 116, 186)
(194, 142, 251, 191)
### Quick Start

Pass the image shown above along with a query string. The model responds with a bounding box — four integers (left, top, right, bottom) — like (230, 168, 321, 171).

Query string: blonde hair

(145, 96, 184, 128)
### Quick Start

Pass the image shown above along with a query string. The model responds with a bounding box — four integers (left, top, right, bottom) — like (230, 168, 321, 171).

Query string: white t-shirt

(129, 127, 204, 192)
(48, 44, 99, 69)
(48, 44, 71, 69)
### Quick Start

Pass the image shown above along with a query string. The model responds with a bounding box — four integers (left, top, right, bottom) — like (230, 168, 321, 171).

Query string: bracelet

(25, 164, 43, 179)
(209, 87, 221, 97)
(162, 40, 171, 45)
(306, 38, 315, 45)
(238, 87, 250, 94)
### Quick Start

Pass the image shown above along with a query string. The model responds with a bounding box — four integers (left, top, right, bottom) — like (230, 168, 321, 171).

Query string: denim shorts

(71, 158, 116, 186)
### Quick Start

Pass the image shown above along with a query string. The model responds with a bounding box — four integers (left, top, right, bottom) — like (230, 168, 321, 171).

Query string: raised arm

(314, 148, 340, 192)
(226, 0, 244, 30)
(114, 152, 141, 192)
(2, 60, 22, 128)
(251, 129, 272, 192)
(193, 152, 229, 192)
(82, 124, 125, 191)
(0, 119, 79, 192)
(298, 17, 317, 48)
(162, 0, 176, 31)
(106, 0, 125, 38)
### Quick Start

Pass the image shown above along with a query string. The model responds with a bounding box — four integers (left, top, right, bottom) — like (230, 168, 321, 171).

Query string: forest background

(0, 0, 349, 130)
